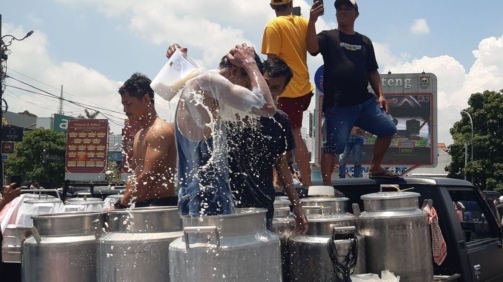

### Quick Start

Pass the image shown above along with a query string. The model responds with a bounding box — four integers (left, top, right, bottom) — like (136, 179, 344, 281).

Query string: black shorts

(134, 196, 178, 208)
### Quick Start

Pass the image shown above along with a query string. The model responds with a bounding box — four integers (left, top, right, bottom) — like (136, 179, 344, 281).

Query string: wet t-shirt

(228, 110, 295, 217)
(175, 70, 270, 216)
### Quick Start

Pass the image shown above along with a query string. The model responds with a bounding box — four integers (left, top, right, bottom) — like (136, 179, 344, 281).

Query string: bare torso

(133, 118, 176, 199)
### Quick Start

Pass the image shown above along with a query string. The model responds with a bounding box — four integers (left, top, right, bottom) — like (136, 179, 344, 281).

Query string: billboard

(2, 125, 24, 142)
(313, 72, 438, 167)
(53, 114, 74, 133)
(65, 119, 109, 180)
(121, 120, 142, 174)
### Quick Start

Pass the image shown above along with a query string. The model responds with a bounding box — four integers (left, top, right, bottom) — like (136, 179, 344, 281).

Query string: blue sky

(2, 0, 503, 146)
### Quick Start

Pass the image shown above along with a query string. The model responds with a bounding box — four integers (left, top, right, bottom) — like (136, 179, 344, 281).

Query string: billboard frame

(311, 72, 438, 172)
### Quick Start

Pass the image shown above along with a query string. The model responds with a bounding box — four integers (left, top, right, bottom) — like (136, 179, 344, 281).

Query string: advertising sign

(313, 73, 438, 167)
(1, 142, 15, 154)
(2, 126, 23, 142)
(53, 114, 74, 133)
(65, 119, 109, 180)
(121, 120, 142, 174)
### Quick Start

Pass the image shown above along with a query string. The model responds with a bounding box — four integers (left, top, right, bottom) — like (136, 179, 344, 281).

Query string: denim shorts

(323, 98, 397, 155)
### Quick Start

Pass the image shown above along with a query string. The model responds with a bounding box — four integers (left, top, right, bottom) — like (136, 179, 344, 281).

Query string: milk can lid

(301, 197, 349, 203)
(24, 198, 62, 204)
(307, 213, 355, 222)
(361, 191, 420, 201)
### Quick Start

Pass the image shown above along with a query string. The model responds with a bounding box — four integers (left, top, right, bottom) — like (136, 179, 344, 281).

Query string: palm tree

(78, 109, 100, 119)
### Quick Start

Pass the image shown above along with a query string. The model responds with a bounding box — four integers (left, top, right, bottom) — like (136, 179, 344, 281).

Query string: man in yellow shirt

(262, 0, 315, 188)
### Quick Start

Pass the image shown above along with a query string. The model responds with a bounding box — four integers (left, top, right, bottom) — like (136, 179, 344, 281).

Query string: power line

(5, 90, 60, 111)
(5, 84, 125, 125)
(5, 82, 125, 122)
(6, 75, 125, 116)
(6, 67, 116, 110)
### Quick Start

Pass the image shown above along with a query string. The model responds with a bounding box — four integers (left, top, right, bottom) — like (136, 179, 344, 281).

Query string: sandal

(369, 169, 400, 179)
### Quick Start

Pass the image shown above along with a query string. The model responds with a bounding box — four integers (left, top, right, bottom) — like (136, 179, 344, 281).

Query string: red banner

(121, 120, 142, 173)
(65, 119, 109, 173)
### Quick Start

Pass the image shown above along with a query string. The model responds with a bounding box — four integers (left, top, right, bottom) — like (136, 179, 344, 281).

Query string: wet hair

(263, 57, 293, 86)
(219, 51, 264, 76)
(118, 72, 154, 103)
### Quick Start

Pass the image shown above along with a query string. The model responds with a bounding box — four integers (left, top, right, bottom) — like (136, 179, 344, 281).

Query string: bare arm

(275, 154, 308, 234)
(0, 184, 21, 212)
(195, 70, 276, 117)
(368, 70, 383, 98)
(121, 129, 170, 206)
(306, 2, 324, 55)
(368, 69, 389, 113)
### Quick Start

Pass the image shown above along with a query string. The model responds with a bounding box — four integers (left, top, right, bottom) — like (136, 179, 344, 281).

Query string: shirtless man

(114, 73, 177, 209)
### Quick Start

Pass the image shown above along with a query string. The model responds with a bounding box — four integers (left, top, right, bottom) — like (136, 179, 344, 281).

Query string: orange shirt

(262, 15, 315, 99)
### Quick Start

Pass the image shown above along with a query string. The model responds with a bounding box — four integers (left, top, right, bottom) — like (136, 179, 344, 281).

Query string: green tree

(5, 128, 66, 188)
(446, 90, 503, 192)
(18, 110, 37, 117)
(105, 161, 122, 183)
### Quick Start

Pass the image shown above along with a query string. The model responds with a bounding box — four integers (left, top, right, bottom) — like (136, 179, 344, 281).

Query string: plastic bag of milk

(151, 49, 201, 102)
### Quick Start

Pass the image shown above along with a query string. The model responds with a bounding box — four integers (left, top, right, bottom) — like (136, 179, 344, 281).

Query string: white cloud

(1, 23, 125, 134)
(382, 35, 503, 145)
(6, 1, 503, 149)
(410, 19, 430, 35)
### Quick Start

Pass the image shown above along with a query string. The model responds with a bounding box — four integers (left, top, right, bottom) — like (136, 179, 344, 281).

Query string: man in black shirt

(307, 0, 397, 184)
(228, 58, 308, 234)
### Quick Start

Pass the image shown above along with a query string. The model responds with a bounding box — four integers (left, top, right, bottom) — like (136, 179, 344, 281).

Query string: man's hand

(292, 205, 308, 234)
(166, 43, 188, 59)
(104, 206, 116, 212)
(1, 183, 22, 205)
(378, 96, 389, 113)
(226, 43, 256, 68)
(309, 1, 324, 24)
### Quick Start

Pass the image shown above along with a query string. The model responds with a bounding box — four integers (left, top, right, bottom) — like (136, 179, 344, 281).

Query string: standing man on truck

(338, 126, 365, 178)
(262, 0, 315, 189)
(306, 0, 397, 185)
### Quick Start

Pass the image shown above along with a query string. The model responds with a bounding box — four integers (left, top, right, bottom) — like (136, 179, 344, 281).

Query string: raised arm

(307, 2, 324, 55)
(196, 44, 276, 116)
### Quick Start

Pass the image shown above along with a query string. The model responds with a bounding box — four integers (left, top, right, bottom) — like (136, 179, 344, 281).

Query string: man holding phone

(262, 0, 315, 190)
(306, 0, 398, 184)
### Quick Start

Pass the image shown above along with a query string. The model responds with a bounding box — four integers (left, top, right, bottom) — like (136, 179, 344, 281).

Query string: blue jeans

(323, 98, 397, 155)
(339, 135, 364, 178)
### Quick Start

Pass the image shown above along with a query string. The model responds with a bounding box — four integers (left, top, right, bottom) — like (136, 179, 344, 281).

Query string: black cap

(335, 0, 358, 12)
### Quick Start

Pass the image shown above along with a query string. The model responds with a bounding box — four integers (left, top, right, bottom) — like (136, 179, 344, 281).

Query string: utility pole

(462, 111, 474, 183)
(464, 142, 468, 181)
(58, 84, 64, 114)
(0, 14, 34, 187)
(1, 14, 5, 188)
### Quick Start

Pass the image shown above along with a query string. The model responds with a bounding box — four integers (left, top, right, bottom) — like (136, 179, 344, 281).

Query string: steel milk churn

(97, 206, 183, 282)
(300, 197, 350, 214)
(169, 208, 282, 282)
(103, 194, 123, 207)
(272, 207, 295, 282)
(22, 212, 106, 282)
(356, 184, 433, 282)
(288, 213, 366, 282)
(64, 197, 105, 212)
(3, 194, 62, 264)
(274, 196, 291, 209)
